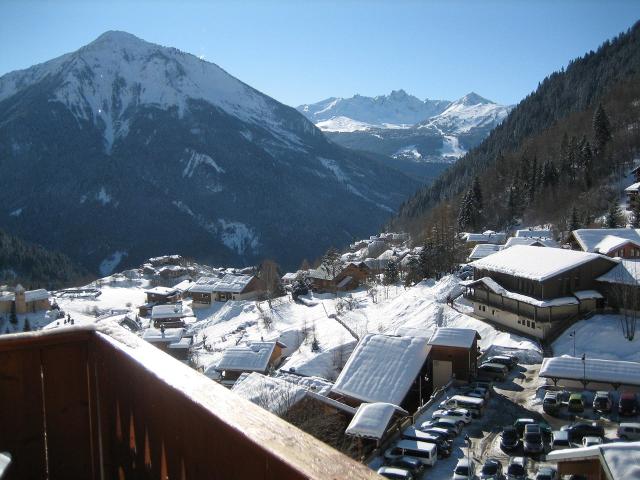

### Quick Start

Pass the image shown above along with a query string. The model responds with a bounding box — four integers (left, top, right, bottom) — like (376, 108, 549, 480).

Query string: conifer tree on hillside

(472, 176, 483, 211)
(593, 103, 612, 155)
(569, 206, 582, 231)
(541, 159, 559, 188)
(383, 260, 399, 285)
(631, 199, 640, 229)
(605, 202, 624, 228)
(457, 185, 481, 232)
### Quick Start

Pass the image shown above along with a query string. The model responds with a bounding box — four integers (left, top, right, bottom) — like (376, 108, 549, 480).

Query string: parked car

(619, 392, 638, 416)
(592, 391, 612, 413)
(506, 457, 527, 480)
(513, 418, 537, 437)
(384, 440, 437, 467)
(401, 428, 451, 458)
(500, 426, 520, 451)
(419, 426, 456, 442)
(377, 466, 414, 480)
(487, 355, 518, 370)
(420, 418, 462, 436)
(432, 408, 472, 424)
(477, 362, 508, 381)
(479, 458, 504, 480)
(387, 456, 424, 476)
(462, 388, 490, 401)
(523, 424, 544, 455)
(567, 393, 585, 413)
(534, 466, 558, 480)
(582, 436, 603, 447)
(543, 391, 561, 415)
(439, 395, 485, 418)
(453, 458, 476, 480)
(471, 380, 494, 393)
(551, 430, 570, 450)
(618, 422, 640, 440)
(562, 422, 604, 442)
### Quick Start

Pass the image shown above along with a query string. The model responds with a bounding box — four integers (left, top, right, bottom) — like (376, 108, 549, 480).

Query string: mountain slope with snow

(0, 31, 418, 272)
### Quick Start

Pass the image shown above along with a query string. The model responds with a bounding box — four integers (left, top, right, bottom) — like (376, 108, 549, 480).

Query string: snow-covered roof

(145, 286, 178, 296)
(540, 356, 640, 387)
(461, 277, 579, 307)
(546, 442, 640, 480)
(464, 232, 506, 244)
(24, 289, 49, 302)
(213, 274, 254, 293)
(345, 402, 407, 440)
(470, 245, 615, 282)
(571, 228, 640, 253)
(515, 229, 554, 240)
(232, 372, 308, 415)
(625, 182, 640, 193)
(142, 327, 184, 343)
(216, 342, 277, 373)
(573, 290, 604, 300)
(282, 272, 298, 281)
(468, 244, 502, 260)
(151, 303, 188, 319)
(168, 336, 192, 349)
(173, 279, 193, 292)
(336, 276, 353, 289)
(189, 283, 217, 294)
(332, 334, 431, 405)
(428, 328, 479, 349)
(308, 267, 336, 281)
(504, 237, 558, 248)
(597, 259, 640, 285)
(593, 235, 640, 255)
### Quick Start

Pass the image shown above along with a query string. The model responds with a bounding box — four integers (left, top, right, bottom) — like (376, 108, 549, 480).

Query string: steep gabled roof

(571, 228, 640, 253)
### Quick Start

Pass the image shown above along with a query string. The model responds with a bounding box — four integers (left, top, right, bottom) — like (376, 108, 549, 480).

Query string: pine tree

(472, 176, 483, 211)
(542, 159, 559, 188)
(456, 189, 473, 231)
(404, 256, 421, 287)
(528, 155, 538, 204)
(593, 103, 612, 154)
(569, 206, 581, 231)
(383, 260, 399, 285)
(605, 202, 624, 228)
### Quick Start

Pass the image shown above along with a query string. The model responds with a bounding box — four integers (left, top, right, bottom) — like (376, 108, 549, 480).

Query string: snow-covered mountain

(300, 91, 513, 167)
(297, 90, 450, 130)
(417, 92, 512, 135)
(0, 31, 419, 273)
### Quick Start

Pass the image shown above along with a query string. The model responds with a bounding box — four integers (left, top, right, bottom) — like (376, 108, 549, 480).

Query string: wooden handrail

(0, 325, 380, 479)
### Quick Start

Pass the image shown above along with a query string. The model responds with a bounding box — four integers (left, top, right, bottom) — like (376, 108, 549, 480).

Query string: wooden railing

(0, 326, 379, 480)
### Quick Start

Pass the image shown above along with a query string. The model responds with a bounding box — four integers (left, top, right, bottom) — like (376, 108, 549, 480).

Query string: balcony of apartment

(0, 325, 379, 480)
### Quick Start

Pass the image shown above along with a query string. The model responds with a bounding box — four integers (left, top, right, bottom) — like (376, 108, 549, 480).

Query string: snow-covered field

(553, 313, 640, 362)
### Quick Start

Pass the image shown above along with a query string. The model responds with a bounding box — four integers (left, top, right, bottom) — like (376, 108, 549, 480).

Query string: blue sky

(1, 1, 638, 107)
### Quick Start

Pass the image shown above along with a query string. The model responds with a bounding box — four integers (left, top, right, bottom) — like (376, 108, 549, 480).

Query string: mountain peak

(456, 92, 494, 106)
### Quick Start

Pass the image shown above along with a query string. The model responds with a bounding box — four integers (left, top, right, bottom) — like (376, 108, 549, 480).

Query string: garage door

(433, 360, 453, 389)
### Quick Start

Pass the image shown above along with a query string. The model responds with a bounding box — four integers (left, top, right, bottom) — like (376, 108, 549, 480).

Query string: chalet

(567, 228, 640, 259)
(150, 302, 192, 328)
(596, 259, 640, 312)
(188, 276, 220, 306)
(503, 236, 558, 248)
(463, 231, 506, 247)
(547, 442, 640, 480)
(144, 286, 181, 304)
(515, 229, 554, 240)
(281, 272, 299, 285)
(0, 284, 50, 314)
(330, 334, 432, 412)
(468, 244, 501, 261)
(462, 246, 616, 339)
(625, 182, 640, 208)
(211, 274, 264, 301)
(215, 341, 286, 386)
(142, 327, 192, 360)
(427, 328, 481, 387)
(307, 265, 362, 292)
(158, 265, 188, 279)
(345, 402, 408, 446)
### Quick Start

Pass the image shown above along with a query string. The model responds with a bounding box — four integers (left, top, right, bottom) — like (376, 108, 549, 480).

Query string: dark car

(377, 466, 414, 480)
(563, 422, 604, 442)
(487, 355, 518, 370)
(500, 426, 520, 451)
(535, 466, 559, 480)
(619, 392, 638, 416)
(513, 418, 537, 437)
(420, 427, 456, 442)
(479, 458, 504, 479)
(523, 424, 544, 455)
(388, 456, 423, 476)
(592, 391, 612, 413)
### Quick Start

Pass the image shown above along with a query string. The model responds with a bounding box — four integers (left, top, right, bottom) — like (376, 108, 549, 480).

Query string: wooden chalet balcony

(0, 326, 378, 480)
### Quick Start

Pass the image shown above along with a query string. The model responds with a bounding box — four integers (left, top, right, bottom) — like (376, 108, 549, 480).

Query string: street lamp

(569, 330, 576, 357)
(465, 434, 471, 480)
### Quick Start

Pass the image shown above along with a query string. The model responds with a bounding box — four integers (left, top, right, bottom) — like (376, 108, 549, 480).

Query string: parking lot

(372, 357, 640, 479)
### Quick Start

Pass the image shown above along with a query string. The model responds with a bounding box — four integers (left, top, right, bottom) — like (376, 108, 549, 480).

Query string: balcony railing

(0, 325, 379, 479)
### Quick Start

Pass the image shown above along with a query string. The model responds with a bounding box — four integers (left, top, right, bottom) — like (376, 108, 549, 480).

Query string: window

(526, 320, 530, 327)
(532, 322, 536, 329)
(492, 309, 495, 315)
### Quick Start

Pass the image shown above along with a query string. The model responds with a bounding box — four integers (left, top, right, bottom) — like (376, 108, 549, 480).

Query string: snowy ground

(553, 314, 640, 362)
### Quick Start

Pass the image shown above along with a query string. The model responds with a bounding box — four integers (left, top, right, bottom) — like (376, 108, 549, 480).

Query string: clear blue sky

(1, 1, 638, 106)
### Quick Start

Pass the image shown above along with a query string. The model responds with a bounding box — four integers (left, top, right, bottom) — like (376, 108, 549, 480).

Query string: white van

(384, 440, 437, 467)
(618, 423, 640, 440)
(440, 395, 485, 417)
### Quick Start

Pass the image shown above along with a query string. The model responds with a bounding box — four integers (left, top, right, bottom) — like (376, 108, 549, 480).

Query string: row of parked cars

(377, 381, 499, 479)
(453, 456, 558, 480)
(543, 389, 639, 417)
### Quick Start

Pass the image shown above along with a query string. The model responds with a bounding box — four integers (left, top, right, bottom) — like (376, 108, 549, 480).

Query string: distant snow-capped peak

(0, 31, 316, 152)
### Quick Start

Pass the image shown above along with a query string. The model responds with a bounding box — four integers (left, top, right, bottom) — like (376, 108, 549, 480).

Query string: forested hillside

(392, 21, 640, 238)
(0, 229, 90, 289)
